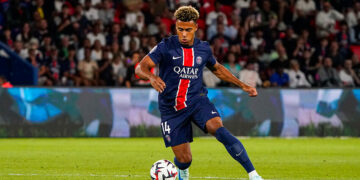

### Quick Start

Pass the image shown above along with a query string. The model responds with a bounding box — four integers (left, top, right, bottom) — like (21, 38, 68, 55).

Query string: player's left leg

(206, 117, 262, 180)
(171, 143, 191, 180)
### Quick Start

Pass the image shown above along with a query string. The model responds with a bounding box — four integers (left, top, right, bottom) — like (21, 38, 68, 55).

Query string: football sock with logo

(174, 157, 192, 170)
(215, 127, 255, 173)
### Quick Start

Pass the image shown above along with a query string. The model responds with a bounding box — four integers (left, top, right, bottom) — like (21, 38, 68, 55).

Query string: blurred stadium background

(0, 0, 359, 179)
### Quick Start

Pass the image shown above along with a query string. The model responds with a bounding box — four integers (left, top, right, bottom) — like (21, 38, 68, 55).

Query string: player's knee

(206, 118, 223, 135)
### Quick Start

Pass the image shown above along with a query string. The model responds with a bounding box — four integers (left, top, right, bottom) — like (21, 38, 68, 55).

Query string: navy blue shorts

(160, 97, 220, 147)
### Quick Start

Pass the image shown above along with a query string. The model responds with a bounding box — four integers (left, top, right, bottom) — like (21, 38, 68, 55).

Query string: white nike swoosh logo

(211, 111, 217, 114)
(236, 149, 244, 156)
(172, 56, 182, 60)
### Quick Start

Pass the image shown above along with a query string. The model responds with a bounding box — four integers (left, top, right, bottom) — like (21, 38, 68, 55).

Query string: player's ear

(195, 22, 198, 31)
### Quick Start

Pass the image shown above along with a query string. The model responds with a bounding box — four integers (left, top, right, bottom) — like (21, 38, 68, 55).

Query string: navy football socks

(215, 127, 255, 173)
(174, 157, 192, 170)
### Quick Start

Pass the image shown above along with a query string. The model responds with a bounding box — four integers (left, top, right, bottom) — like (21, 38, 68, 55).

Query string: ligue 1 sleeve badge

(196, 56, 202, 65)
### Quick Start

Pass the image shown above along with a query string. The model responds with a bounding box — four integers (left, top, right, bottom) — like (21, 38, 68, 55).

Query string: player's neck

(179, 38, 195, 48)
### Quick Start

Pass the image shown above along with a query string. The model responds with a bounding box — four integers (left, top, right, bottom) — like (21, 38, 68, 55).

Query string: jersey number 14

(161, 122, 171, 135)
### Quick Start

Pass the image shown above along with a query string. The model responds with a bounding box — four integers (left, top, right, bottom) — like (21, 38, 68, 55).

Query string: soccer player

(135, 6, 263, 180)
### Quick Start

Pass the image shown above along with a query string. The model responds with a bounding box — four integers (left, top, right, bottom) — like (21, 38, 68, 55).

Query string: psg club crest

(165, 135, 171, 143)
(196, 56, 202, 65)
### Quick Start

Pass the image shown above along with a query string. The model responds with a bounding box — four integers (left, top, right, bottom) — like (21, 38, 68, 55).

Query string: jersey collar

(175, 35, 199, 48)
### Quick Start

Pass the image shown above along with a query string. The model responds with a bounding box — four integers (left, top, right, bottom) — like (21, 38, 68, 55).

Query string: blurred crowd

(1, 0, 360, 88)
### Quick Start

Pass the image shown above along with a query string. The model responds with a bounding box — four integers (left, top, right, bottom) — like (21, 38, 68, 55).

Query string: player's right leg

(171, 143, 191, 180)
(160, 111, 194, 180)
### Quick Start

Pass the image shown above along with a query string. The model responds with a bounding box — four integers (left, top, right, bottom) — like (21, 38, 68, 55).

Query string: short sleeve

(207, 55, 217, 67)
(205, 43, 217, 68)
(148, 40, 166, 64)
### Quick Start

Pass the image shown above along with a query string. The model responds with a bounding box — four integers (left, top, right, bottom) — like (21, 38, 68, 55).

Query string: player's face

(176, 20, 198, 46)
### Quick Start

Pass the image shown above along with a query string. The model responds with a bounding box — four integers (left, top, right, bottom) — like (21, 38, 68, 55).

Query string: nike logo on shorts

(211, 111, 217, 114)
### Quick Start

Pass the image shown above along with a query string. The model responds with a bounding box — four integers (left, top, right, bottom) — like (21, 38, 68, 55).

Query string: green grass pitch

(0, 138, 359, 179)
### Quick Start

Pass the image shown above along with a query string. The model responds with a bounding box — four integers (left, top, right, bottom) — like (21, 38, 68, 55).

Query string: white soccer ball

(150, 160, 178, 180)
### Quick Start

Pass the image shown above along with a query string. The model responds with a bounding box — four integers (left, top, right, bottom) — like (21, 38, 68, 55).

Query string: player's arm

(135, 55, 166, 93)
(208, 62, 257, 97)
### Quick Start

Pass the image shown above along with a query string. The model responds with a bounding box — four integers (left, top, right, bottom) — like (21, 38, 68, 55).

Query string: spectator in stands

(210, 23, 231, 53)
(78, 48, 98, 86)
(123, 27, 140, 53)
(55, 4, 72, 35)
(83, 0, 99, 21)
(242, 0, 261, 29)
(234, 27, 250, 54)
(250, 29, 264, 50)
(352, 54, 360, 83)
(1, 28, 13, 48)
(125, 51, 141, 87)
(46, 47, 61, 85)
(239, 61, 262, 87)
(345, 2, 360, 29)
(260, 0, 276, 27)
(336, 22, 351, 48)
(317, 57, 342, 87)
(206, 1, 227, 26)
(125, 1, 144, 30)
(228, 14, 241, 40)
(282, 26, 298, 59)
(13, 41, 28, 59)
(40, 35, 53, 60)
(113, 55, 127, 86)
(293, 37, 312, 59)
(299, 50, 319, 85)
(72, 4, 89, 28)
(98, 0, 114, 26)
(287, 60, 311, 88)
(34, 19, 49, 42)
(98, 48, 114, 86)
(207, 15, 230, 41)
(211, 37, 227, 64)
(0, 76, 12, 88)
(224, 52, 241, 78)
(270, 42, 289, 69)
(316, 1, 344, 38)
(27, 48, 52, 86)
(339, 59, 360, 87)
(60, 45, 81, 86)
(27, 48, 41, 68)
(235, 0, 250, 10)
(59, 36, 70, 59)
(328, 41, 347, 69)
(294, 0, 316, 19)
(91, 39, 103, 61)
(77, 38, 95, 61)
(270, 65, 289, 87)
(107, 23, 122, 46)
(350, 17, 360, 44)
(87, 21, 106, 46)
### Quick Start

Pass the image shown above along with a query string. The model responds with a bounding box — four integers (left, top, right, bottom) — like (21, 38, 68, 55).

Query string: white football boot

(249, 175, 263, 180)
(177, 168, 189, 180)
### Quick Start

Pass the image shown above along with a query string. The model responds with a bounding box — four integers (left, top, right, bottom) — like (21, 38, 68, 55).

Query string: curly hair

(174, 6, 199, 23)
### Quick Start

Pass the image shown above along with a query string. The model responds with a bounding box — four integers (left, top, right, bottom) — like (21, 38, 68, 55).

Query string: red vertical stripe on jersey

(175, 48, 194, 111)
(175, 79, 190, 110)
(182, 48, 194, 67)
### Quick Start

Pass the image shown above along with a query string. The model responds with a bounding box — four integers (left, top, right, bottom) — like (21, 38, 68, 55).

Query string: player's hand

(243, 85, 257, 97)
(150, 76, 166, 93)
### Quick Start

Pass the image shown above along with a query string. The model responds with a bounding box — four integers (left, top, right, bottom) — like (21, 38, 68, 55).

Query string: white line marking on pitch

(4, 173, 265, 179)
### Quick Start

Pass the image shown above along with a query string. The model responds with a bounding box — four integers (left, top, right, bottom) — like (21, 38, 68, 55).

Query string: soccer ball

(150, 160, 178, 180)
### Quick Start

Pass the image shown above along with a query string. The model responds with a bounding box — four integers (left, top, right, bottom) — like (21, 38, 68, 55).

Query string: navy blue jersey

(148, 35, 216, 114)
